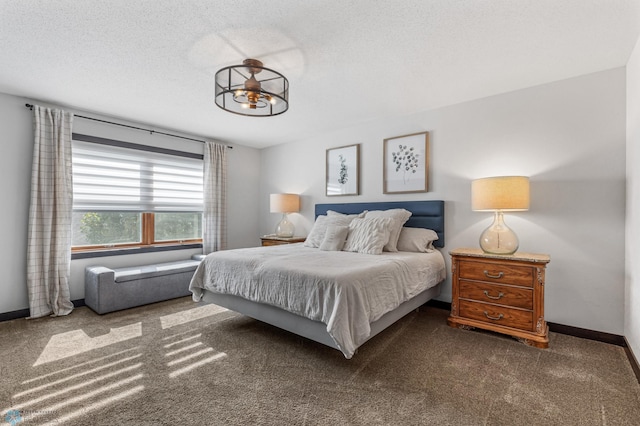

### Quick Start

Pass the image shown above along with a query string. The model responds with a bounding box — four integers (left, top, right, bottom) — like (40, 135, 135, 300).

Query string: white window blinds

(72, 139, 204, 212)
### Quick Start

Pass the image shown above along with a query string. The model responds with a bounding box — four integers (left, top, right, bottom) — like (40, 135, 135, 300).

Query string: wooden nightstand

(447, 248, 551, 348)
(260, 235, 306, 246)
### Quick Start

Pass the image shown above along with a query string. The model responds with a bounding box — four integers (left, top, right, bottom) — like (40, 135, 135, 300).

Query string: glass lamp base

(275, 213, 295, 238)
(479, 211, 519, 255)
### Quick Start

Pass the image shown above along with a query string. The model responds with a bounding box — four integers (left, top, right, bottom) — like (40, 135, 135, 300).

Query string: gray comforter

(190, 244, 446, 358)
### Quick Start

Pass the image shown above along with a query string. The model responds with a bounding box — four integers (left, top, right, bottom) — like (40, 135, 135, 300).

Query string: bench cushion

(114, 259, 201, 283)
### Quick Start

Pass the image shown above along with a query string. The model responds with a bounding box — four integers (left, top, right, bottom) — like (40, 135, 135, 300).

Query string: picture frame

(383, 131, 429, 194)
(326, 144, 360, 196)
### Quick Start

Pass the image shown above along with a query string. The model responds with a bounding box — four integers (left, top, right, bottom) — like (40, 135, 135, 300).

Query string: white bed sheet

(190, 243, 446, 358)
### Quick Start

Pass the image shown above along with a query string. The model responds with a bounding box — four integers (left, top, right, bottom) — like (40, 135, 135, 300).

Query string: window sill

(71, 243, 203, 260)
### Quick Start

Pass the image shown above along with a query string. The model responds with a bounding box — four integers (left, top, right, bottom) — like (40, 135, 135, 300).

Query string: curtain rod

(24, 103, 232, 149)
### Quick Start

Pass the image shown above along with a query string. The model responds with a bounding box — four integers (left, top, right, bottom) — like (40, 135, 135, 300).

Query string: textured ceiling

(1, 1, 639, 149)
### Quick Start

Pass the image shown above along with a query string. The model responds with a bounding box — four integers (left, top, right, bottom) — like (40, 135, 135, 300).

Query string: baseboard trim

(546, 322, 626, 347)
(624, 337, 640, 384)
(0, 307, 30, 322)
(0, 299, 86, 322)
(425, 299, 451, 312)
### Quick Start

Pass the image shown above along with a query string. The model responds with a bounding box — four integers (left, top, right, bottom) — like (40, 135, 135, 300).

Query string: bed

(189, 200, 446, 358)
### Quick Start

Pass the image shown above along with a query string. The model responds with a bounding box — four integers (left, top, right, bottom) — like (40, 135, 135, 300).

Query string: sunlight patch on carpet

(16, 354, 143, 398)
(7, 374, 144, 425)
(163, 333, 201, 348)
(7, 347, 145, 426)
(169, 352, 227, 378)
(22, 347, 140, 385)
(9, 363, 142, 410)
(160, 303, 228, 329)
(40, 385, 145, 426)
(165, 342, 204, 357)
(34, 323, 142, 366)
(162, 330, 228, 377)
(167, 348, 214, 366)
(33, 374, 143, 415)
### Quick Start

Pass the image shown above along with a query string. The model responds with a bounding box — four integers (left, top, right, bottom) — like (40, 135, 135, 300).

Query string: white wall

(261, 68, 627, 334)
(0, 92, 260, 314)
(0, 93, 33, 315)
(626, 35, 640, 360)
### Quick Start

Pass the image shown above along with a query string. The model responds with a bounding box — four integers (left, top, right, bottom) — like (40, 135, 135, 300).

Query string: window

(71, 134, 204, 252)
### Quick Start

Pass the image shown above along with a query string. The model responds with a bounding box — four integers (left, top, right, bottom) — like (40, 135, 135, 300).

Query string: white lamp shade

(270, 193, 300, 213)
(471, 176, 530, 212)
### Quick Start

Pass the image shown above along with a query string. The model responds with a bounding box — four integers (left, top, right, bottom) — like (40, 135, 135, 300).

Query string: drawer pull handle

(483, 311, 504, 321)
(483, 270, 504, 279)
(483, 290, 504, 300)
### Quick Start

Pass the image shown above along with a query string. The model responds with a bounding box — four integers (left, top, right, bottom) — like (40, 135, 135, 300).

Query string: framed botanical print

(383, 131, 429, 194)
(326, 144, 360, 196)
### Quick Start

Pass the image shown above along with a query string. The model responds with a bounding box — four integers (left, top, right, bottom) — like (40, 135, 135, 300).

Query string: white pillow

(319, 225, 349, 251)
(396, 227, 439, 253)
(343, 217, 393, 255)
(304, 214, 362, 248)
(364, 209, 412, 252)
(304, 215, 328, 247)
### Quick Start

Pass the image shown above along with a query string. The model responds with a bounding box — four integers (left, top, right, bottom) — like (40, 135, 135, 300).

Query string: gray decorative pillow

(319, 225, 349, 251)
(364, 209, 412, 252)
(304, 215, 328, 247)
(304, 214, 362, 248)
(343, 217, 393, 255)
(396, 227, 439, 252)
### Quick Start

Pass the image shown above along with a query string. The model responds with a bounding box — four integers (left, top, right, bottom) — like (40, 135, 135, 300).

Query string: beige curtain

(203, 142, 227, 254)
(26, 105, 74, 318)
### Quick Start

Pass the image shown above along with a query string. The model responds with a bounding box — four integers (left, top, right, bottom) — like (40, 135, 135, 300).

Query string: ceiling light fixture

(214, 59, 289, 117)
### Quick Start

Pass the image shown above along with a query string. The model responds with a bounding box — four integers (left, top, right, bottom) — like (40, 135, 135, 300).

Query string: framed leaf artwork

(383, 131, 429, 194)
(326, 144, 360, 196)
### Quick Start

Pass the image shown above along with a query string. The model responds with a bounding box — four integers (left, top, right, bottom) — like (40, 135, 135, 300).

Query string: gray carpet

(1, 297, 638, 425)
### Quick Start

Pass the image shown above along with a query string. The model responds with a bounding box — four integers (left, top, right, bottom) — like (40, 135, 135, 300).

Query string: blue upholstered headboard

(315, 200, 445, 248)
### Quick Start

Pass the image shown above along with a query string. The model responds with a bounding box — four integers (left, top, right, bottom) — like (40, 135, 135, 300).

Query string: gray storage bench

(85, 254, 206, 314)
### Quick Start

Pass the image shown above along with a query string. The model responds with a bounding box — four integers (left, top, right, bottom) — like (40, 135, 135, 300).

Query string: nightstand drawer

(260, 236, 306, 246)
(459, 281, 533, 310)
(458, 260, 534, 287)
(458, 300, 533, 331)
(262, 239, 288, 246)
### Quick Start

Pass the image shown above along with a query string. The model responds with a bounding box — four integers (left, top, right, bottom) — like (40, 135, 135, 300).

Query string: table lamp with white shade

(270, 193, 300, 238)
(471, 176, 530, 255)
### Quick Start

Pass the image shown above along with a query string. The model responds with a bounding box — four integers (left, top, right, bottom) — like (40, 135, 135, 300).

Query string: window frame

(71, 212, 203, 253)
(71, 134, 204, 255)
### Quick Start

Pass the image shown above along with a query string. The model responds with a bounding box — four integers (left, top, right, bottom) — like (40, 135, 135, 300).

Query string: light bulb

(246, 90, 260, 104)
